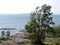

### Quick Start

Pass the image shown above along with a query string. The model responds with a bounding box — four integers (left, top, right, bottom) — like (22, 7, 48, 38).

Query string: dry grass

(0, 42, 32, 45)
(0, 43, 13, 45)
(24, 42, 32, 45)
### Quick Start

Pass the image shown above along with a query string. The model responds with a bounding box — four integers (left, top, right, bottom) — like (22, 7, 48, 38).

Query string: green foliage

(25, 19, 38, 33)
(6, 31, 10, 39)
(54, 25, 60, 37)
(25, 4, 55, 44)
(0, 31, 10, 40)
(1, 31, 5, 39)
(27, 33, 36, 42)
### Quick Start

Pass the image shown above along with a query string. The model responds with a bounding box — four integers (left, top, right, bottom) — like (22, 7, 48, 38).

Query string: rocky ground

(0, 30, 30, 45)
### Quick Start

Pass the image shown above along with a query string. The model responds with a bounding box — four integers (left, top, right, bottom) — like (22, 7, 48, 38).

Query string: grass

(0, 42, 32, 45)
(0, 43, 13, 45)
(0, 37, 60, 45)
(44, 37, 60, 45)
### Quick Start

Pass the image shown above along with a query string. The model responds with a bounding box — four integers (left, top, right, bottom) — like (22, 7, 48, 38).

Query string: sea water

(0, 14, 60, 36)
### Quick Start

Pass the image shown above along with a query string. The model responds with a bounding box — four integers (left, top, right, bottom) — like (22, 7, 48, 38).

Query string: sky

(0, 0, 60, 14)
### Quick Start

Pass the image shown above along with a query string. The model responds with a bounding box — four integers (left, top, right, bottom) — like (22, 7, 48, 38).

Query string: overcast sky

(0, 0, 60, 14)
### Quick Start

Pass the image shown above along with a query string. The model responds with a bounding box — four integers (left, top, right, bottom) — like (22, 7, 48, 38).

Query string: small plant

(6, 31, 10, 39)
(0, 31, 10, 41)
(1, 31, 5, 39)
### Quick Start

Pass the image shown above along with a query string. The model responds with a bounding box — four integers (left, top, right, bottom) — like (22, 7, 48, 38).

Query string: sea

(0, 13, 60, 36)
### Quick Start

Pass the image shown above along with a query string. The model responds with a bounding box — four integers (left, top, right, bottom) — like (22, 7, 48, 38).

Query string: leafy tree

(25, 4, 55, 45)
(6, 31, 10, 39)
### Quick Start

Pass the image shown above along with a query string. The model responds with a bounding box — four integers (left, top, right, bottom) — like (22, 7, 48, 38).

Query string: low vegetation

(0, 31, 10, 41)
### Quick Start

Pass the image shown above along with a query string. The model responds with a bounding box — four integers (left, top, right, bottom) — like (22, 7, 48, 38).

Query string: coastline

(0, 29, 30, 45)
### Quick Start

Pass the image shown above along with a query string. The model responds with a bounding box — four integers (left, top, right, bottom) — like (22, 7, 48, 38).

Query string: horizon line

(0, 13, 59, 15)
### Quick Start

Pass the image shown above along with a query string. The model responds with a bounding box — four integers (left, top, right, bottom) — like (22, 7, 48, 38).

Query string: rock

(0, 29, 30, 45)
(0, 28, 17, 30)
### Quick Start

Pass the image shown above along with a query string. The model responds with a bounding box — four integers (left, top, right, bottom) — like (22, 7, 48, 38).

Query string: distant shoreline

(0, 28, 17, 30)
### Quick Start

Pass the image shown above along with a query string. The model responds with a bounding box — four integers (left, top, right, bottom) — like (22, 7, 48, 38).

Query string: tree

(25, 4, 55, 45)
(1, 31, 5, 40)
(6, 31, 10, 39)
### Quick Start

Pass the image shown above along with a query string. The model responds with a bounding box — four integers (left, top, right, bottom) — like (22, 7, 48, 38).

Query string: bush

(54, 25, 60, 37)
